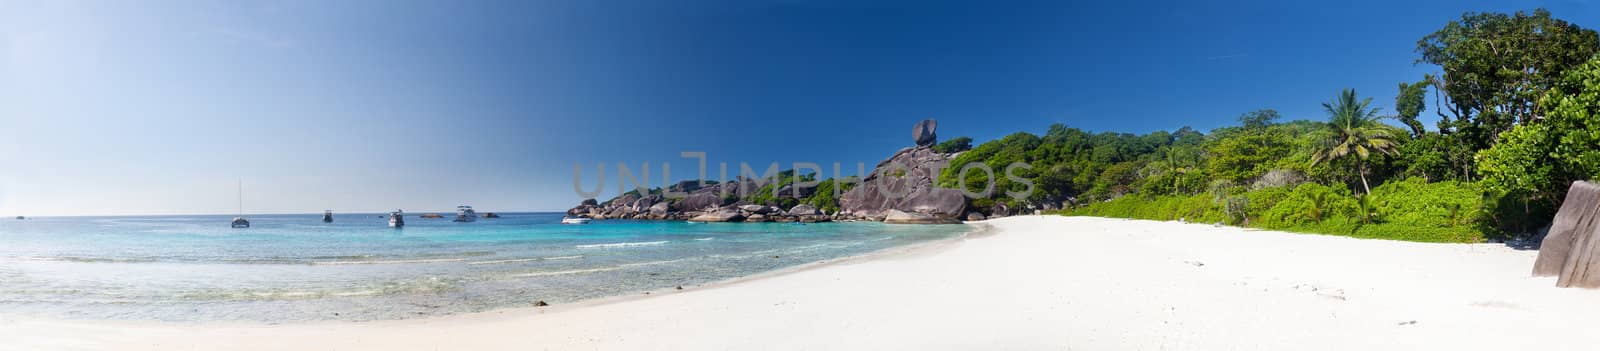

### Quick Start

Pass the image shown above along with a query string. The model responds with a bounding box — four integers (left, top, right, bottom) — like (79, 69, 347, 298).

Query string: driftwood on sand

(1534, 181, 1600, 288)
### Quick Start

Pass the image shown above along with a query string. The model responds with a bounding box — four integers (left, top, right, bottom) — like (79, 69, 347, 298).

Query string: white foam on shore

(468, 256, 584, 265)
(620, 258, 691, 268)
(575, 241, 669, 249)
(311, 258, 467, 266)
(694, 237, 715, 241)
(506, 257, 689, 279)
(509, 267, 621, 278)
(746, 243, 830, 256)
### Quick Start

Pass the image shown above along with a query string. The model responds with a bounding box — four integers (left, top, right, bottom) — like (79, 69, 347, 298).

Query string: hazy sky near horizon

(2, 0, 1596, 216)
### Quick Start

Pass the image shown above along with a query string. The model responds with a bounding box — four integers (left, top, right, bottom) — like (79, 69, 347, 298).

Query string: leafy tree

(1238, 109, 1281, 130)
(1479, 56, 1600, 224)
(1311, 89, 1400, 194)
(932, 136, 974, 153)
(1417, 8, 1599, 147)
(1205, 129, 1288, 184)
(1395, 80, 1429, 138)
(1396, 133, 1451, 182)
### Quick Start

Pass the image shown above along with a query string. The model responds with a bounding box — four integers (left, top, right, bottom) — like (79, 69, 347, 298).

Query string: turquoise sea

(0, 213, 969, 322)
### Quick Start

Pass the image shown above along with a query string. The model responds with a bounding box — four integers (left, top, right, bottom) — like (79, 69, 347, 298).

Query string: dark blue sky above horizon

(2, 0, 1596, 215)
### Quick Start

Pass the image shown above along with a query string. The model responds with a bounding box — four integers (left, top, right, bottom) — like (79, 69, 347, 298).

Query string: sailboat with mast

(231, 180, 250, 228)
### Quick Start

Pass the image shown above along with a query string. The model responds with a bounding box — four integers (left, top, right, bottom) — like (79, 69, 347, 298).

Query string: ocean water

(0, 213, 969, 322)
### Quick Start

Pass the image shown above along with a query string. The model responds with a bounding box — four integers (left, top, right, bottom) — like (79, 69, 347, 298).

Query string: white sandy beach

(8, 215, 1600, 350)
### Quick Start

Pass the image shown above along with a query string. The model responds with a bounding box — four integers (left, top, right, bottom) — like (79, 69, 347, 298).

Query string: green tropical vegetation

(933, 136, 974, 154)
(938, 8, 1600, 243)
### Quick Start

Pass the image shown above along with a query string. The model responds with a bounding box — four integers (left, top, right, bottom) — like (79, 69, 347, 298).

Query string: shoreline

(12, 216, 1600, 350)
(373, 220, 996, 327)
(2, 221, 995, 329)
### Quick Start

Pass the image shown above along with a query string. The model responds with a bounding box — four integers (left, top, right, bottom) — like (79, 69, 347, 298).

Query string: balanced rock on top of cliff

(839, 119, 966, 222)
(913, 119, 938, 147)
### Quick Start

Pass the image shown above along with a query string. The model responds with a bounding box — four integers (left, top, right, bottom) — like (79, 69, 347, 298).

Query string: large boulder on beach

(648, 202, 670, 216)
(688, 208, 744, 222)
(799, 215, 832, 223)
(739, 204, 772, 214)
(630, 195, 660, 211)
(673, 192, 724, 212)
(913, 119, 938, 147)
(883, 209, 959, 224)
(605, 206, 635, 219)
(1535, 181, 1600, 288)
(900, 187, 967, 216)
(788, 204, 821, 216)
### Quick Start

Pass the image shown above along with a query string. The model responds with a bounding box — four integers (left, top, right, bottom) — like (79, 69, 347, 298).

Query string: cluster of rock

(566, 119, 977, 224)
(563, 179, 829, 222)
(686, 204, 835, 223)
(1534, 181, 1600, 288)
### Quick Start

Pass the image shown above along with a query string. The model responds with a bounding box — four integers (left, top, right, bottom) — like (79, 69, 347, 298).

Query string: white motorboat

(561, 216, 592, 225)
(389, 210, 405, 228)
(453, 205, 477, 222)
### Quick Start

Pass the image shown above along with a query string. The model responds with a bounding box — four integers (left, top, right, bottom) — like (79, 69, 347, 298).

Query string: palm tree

(1311, 89, 1400, 194)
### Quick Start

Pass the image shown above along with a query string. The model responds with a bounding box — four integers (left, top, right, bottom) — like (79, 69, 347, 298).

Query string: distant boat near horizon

(454, 205, 477, 222)
(322, 210, 334, 223)
(388, 210, 404, 228)
(230, 180, 249, 229)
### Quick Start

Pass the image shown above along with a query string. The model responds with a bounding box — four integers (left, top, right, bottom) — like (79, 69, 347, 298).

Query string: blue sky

(1, 0, 1596, 215)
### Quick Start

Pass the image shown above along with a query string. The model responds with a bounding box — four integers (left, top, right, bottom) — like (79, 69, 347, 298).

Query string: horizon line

(6, 210, 570, 219)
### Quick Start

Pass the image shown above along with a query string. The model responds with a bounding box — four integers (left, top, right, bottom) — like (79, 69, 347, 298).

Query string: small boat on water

(14, 216, 23, 220)
(420, 213, 444, 219)
(322, 210, 334, 223)
(454, 205, 478, 222)
(389, 210, 405, 228)
(230, 180, 249, 229)
(482, 212, 500, 218)
(561, 216, 592, 225)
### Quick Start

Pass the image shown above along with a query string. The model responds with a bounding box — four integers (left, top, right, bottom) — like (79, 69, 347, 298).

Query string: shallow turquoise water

(0, 213, 969, 322)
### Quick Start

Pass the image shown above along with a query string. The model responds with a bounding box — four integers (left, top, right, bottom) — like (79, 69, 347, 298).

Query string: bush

(1065, 178, 1491, 243)
(1257, 183, 1357, 229)
(933, 136, 974, 153)
(1366, 177, 1485, 229)
(1066, 193, 1226, 224)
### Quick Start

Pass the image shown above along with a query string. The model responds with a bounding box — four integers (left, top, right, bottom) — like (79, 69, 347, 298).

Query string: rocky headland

(566, 119, 992, 224)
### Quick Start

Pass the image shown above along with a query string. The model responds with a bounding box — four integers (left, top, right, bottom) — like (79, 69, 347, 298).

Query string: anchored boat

(230, 180, 250, 229)
(323, 210, 333, 223)
(453, 205, 477, 222)
(561, 215, 592, 224)
(389, 210, 405, 228)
